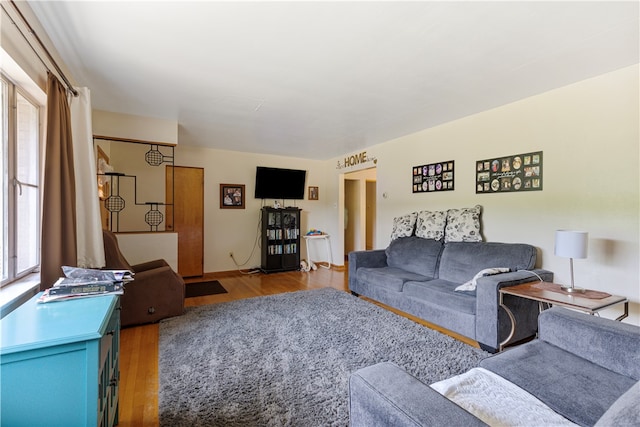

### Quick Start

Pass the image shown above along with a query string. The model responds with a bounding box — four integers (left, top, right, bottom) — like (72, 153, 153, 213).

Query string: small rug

(184, 280, 227, 298)
(159, 288, 489, 426)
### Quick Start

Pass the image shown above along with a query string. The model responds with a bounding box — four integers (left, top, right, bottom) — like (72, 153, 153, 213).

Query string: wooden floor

(118, 264, 477, 426)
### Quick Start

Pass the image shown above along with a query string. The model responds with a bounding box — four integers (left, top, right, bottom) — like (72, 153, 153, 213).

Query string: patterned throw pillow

(445, 205, 483, 243)
(390, 212, 417, 241)
(415, 210, 447, 241)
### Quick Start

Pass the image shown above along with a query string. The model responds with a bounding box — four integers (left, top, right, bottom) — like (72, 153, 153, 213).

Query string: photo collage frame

(476, 151, 543, 194)
(412, 160, 455, 193)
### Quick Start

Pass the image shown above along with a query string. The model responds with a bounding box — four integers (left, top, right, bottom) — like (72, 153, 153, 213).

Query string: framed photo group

(412, 161, 455, 193)
(476, 151, 543, 194)
(411, 151, 543, 195)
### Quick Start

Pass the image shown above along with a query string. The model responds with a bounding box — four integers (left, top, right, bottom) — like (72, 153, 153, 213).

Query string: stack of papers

(38, 266, 133, 303)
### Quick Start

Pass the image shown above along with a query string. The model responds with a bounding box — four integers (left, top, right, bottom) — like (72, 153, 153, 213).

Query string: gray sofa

(349, 307, 640, 426)
(348, 236, 553, 352)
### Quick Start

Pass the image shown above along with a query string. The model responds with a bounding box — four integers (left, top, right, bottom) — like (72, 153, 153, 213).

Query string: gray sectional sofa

(348, 236, 553, 352)
(349, 307, 640, 426)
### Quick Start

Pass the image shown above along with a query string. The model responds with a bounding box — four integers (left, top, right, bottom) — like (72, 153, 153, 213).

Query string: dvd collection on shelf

(267, 243, 298, 255)
(38, 266, 132, 303)
(266, 228, 299, 240)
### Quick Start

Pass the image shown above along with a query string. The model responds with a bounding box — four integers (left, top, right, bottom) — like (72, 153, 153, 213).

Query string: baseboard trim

(185, 264, 347, 281)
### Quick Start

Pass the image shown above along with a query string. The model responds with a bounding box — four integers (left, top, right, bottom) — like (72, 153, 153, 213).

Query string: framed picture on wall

(308, 186, 319, 200)
(475, 150, 543, 194)
(412, 160, 455, 193)
(220, 184, 245, 209)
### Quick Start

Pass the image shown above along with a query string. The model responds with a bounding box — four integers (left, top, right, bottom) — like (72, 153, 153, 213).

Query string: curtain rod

(4, 0, 78, 96)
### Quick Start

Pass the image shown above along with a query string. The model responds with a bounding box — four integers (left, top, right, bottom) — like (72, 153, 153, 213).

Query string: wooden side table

(499, 281, 628, 351)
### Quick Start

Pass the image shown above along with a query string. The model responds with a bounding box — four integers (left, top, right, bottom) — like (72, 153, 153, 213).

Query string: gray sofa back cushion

(385, 236, 443, 279)
(438, 242, 536, 284)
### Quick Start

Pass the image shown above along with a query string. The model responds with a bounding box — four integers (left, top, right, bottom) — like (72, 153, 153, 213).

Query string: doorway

(343, 168, 377, 259)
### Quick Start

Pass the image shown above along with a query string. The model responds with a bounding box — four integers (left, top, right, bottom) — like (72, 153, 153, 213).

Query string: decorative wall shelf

(95, 136, 175, 232)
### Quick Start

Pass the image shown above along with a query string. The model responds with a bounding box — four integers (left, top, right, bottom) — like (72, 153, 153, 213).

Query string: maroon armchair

(102, 229, 185, 327)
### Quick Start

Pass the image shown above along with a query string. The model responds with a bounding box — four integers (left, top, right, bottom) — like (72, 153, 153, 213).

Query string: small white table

(303, 234, 333, 269)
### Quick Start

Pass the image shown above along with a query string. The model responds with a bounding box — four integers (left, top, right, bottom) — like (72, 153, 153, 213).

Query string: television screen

(255, 167, 307, 200)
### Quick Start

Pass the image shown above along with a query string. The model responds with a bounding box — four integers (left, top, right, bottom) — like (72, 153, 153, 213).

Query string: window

(1, 74, 41, 286)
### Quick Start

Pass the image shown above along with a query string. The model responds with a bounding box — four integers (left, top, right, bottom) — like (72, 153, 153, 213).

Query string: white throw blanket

(431, 367, 578, 427)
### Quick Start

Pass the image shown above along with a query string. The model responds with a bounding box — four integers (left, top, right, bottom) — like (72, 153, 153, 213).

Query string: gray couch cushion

(595, 381, 640, 427)
(357, 267, 430, 292)
(385, 236, 443, 278)
(539, 307, 640, 380)
(438, 242, 536, 284)
(480, 340, 637, 426)
(403, 279, 476, 314)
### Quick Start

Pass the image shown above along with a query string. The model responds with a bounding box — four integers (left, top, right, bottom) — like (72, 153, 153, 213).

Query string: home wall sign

(336, 151, 378, 169)
(476, 150, 543, 194)
(412, 160, 455, 193)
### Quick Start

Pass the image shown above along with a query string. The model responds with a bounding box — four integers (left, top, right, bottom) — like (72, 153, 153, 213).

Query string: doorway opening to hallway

(343, 167, 377, 260)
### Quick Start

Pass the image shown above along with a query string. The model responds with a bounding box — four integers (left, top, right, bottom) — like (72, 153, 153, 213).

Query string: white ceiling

(29, 1, 639, 160)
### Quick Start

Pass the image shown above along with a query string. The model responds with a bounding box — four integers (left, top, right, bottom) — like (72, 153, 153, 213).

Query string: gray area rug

(159, 287, 489, 426)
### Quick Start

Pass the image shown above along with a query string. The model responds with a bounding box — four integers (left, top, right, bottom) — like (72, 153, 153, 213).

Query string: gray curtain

(40, 73, 77, 290)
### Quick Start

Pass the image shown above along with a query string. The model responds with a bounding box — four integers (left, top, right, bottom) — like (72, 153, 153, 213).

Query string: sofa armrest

(475, 269, 554, 352)
(348, 249, 387, 293)
(349, 362, 487, 427)
(131, 258, 170, 272)
(120, 265, 185, 327)
(595, 380, 640, 427)
(539, 307, 640, 380)
(132, 265, 181, 283)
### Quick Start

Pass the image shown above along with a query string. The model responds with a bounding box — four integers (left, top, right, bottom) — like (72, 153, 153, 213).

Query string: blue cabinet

(1, 293, 120, 426)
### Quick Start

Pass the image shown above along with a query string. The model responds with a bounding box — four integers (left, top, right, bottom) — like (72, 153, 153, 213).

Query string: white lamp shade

(554, 230, 588, 259)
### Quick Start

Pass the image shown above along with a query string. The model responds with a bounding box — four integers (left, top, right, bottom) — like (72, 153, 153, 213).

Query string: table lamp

(554, 230, 588, 293)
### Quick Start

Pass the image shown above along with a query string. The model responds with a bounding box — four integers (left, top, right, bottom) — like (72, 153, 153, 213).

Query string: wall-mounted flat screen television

(254, 166, 307, 200)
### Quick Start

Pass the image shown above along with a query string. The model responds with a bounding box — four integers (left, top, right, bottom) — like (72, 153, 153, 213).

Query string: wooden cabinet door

(166, 166, 204, 277)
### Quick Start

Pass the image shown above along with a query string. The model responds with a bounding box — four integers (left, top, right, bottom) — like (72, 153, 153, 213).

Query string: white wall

(93, 109, 178, 144)
(328, 65, 639, 324)
(115, 232, 178, 272)
(173, 147, 331, 272)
